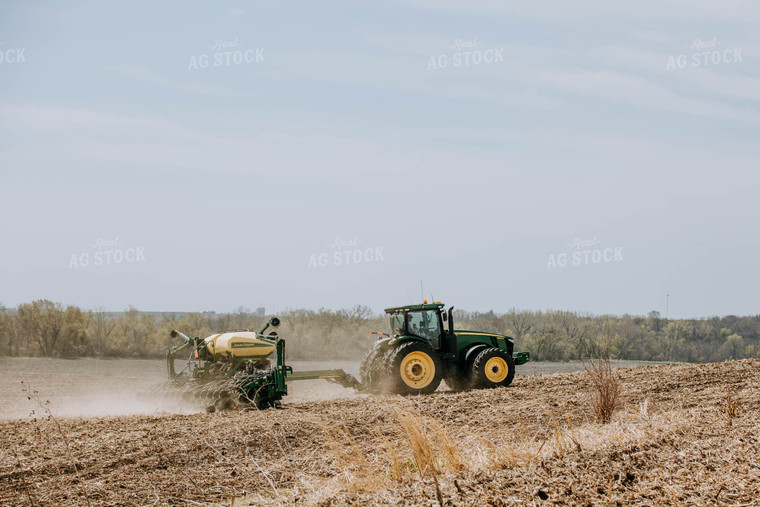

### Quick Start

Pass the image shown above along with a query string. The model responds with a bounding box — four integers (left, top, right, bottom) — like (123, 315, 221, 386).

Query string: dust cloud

(0, 358, 366, 420)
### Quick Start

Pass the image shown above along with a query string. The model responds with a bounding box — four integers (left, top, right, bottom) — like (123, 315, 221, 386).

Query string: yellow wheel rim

(484, 357, 508, 383)
(399, 351, 435, 388)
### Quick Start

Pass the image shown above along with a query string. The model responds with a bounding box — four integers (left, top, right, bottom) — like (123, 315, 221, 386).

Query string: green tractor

(360, 301, 529, 394)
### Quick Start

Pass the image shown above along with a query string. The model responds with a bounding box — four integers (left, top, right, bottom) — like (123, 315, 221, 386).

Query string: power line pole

(666, 292, 670, 319)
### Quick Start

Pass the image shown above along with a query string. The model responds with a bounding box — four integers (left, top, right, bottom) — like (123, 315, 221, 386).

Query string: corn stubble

(3, 359, 759, 506)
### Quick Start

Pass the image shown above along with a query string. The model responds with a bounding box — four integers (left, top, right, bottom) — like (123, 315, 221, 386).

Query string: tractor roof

(384, 302, 445, 314)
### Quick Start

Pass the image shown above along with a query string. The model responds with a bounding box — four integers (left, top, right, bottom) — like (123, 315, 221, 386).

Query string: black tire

(377, 346, 400, 392)
(359, 347, 387, 391)
(470, 348, 515, 389)
(446, 346, 484, 391)
(386, 341, 443, 395)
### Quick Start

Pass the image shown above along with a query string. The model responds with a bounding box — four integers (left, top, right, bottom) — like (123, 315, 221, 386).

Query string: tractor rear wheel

(386, 341, 443, 395)
(359, 347, 388, 391)
(471, 348, 515, 388)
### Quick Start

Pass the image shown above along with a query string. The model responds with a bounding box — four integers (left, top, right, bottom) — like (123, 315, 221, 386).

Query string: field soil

(0, 358, 640, 420)
(1, 358, 759, 505)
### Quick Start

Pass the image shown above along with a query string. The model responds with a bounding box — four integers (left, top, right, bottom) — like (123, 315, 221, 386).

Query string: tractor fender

(371, 336, 393, 351)
(463, 344, 490, 366)
(499, 337, 514, 356)
(388, 335, 429, 347)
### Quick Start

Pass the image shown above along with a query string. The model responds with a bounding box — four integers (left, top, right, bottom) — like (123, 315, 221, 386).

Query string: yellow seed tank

(203, 331, 275, 359)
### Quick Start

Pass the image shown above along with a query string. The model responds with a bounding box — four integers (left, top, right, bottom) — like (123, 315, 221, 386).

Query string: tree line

(0, 299, 757, 363)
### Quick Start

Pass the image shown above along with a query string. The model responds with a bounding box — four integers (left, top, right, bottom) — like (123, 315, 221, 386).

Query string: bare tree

(505, 308, 534, 340)
(0, 311, 21, 356)
(17, 300, 65, 356)
(90, 306, 117, 355)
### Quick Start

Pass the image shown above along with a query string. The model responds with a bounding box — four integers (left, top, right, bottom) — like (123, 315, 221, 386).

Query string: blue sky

(1, 0, 759, 317)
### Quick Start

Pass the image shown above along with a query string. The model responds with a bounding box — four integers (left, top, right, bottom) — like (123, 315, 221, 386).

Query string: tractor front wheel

(387, 341, 443, 395)
(471, 348, 515, 388)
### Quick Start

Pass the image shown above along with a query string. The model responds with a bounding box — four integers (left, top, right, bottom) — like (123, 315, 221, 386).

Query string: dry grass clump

(393, 409, 465, 478)
(392, 409, 466, 506)
(17, 384, 93, 506)
(259, 399, 700, 506)
(725, 391, 739, 427)
(305, 396, 687, 503)
(268, 409, 457, 505)
(321, 423, 387, 493)
(585, 356, 622, 424)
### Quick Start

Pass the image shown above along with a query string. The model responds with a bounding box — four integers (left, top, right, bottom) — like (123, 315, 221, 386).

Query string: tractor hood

(454, 329, 514, 342)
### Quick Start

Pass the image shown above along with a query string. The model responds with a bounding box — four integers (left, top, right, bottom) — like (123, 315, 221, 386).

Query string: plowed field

(2, 359, 759, 506)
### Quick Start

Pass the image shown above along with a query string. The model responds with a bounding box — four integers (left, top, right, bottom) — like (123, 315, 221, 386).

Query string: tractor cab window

(407, 310, 441, 348)
(390, 313, 405, 336)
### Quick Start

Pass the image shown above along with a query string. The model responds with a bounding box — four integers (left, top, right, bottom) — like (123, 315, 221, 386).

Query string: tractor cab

(385, 301, 460, 355)
(387, 301, 447, 348)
